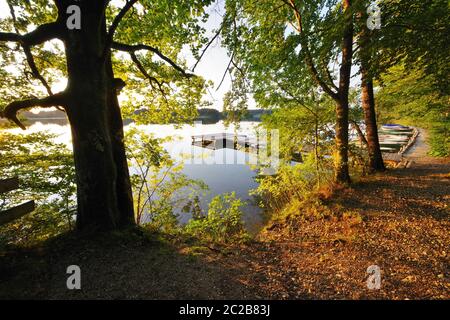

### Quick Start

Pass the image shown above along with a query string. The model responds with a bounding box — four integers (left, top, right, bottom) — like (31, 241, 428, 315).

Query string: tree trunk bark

(358, 20, 385, 173)
(334, 0, 353, 184)
(106, 59, 135, 226)
(361, 72, 385, 172)
(334, 98, 351, 183)
(63, 1, 134, 230)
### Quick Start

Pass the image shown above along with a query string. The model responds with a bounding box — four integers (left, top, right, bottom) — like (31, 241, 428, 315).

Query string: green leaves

(0, 0, 215, 124)
(106, 0, 214, 125)
(125, 128, 208, 229)
(376, 64, 449, 157)
(373, 0, 449, 92)
(0, 131, 76, 245)
(184, 192, 248, 244)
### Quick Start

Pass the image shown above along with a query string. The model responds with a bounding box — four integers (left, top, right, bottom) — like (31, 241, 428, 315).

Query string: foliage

(0, 0, 66, 110)
(125, 127, 208, 232)
(125, 129, 251, 244)
(376, 0, 450, 93)
(108, 0, 214, 125)
(0, 131, 75, 246)
(0, 128, 251, 246)
(222, 70, 250, 126)
(261, 102, 334, 162)
(251, 153, 333, 217)
(0, 0, 215, 124)
(376, 64, 449, 157)
(184, 192, 248, 244)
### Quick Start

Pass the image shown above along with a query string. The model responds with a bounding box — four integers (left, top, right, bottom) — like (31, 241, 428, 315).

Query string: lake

(4, 120, 268, 233)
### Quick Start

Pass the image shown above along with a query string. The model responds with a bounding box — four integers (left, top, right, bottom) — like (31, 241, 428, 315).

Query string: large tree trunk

(334, 0, 353, 184)
(63, 1, 134, 230)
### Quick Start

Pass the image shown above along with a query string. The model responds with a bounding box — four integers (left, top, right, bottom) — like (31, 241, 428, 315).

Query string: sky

(181, 0, 234, 111)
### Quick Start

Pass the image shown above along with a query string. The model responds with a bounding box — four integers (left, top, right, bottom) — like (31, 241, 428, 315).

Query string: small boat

(381, 124, 411, 130)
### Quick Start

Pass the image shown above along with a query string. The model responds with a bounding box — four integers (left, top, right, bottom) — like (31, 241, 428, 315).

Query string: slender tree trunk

(334, 0, 353, 184)
(63, 1, 134, 230)
(360, 74, 385, 172)
(291, 0, 352, 184)
(351, 120, 369, 148)
(358, 10, 385, 173)
(314, 119, 321, 186)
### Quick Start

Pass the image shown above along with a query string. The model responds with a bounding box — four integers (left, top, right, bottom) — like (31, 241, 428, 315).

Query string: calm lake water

(5, 120, 267, 232)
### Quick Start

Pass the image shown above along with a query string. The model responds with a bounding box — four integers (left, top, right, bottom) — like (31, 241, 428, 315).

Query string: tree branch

(104, 0, 139, 54)
(191, 24, 223, 72)
(217, 52, 234, 91)
(23, 43, 53, 96)
(323, 60, 339, 92)
(0, 22, 62, 46)
(5, 2, 54, 97)
(112, 41, 194, 78)
(1, 92, 67, 130)
(129, 52, 165, 96)
(282, 0, 339, 101)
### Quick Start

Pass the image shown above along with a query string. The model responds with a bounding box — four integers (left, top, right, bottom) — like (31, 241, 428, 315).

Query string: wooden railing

(0, 177, 35, 226)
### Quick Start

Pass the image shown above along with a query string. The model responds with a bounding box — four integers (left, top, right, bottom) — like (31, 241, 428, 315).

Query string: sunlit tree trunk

(358, 9, 385, 173)
(361, 73, 385, 172)
(333, 0, 353, 184)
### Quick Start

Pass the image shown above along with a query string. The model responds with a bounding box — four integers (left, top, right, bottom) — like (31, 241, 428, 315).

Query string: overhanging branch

(4, 2, 54, 97)
(112, 41, 194, 78)
(104, 0, 139, 56)
(0, 21, 62, 46)
(0, 92, 67, 130)
(129, 52, 165, 96)
(281, 0, 339, 101)
(191, 24, 223, 72)
(22, 42, 53, 96)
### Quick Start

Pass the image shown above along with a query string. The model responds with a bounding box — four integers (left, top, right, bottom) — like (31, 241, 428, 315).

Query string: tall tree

(353, 0, 449, 169)
(222, 0, 354, 183)
(356, 5, 385, 172)
(0, 0, 211, 230)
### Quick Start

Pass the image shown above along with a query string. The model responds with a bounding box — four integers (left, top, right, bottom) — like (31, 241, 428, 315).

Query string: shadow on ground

(0, 229, 257, 299)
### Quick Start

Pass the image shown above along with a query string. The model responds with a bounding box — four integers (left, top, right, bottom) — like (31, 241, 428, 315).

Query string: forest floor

(0, 130, 448, 299)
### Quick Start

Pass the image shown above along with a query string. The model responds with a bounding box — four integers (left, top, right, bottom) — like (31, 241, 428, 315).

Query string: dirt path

(403, 128, 430, 161)
(220, 130, 449, 299)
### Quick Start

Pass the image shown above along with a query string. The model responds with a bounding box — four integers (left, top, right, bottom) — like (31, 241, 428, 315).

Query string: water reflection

(4, 120, 265, 232)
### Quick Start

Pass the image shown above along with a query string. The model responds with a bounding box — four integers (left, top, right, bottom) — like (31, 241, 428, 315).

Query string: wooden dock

(191, 133, 261, 151)
(379, 126, 420, 167)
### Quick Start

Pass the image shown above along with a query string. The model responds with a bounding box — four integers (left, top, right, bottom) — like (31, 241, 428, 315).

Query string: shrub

(184, 192, 248, 244)
(429, 121, 450, 157)
(251, 153, 332, 215)
(0, 131, 76, 247)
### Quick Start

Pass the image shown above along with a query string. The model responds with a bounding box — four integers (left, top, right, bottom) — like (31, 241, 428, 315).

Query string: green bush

(251, 154, 332, 215)
(184, 192, 248, 244)
(429, 121, 450, 157)
(0, 131, 76, 247)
